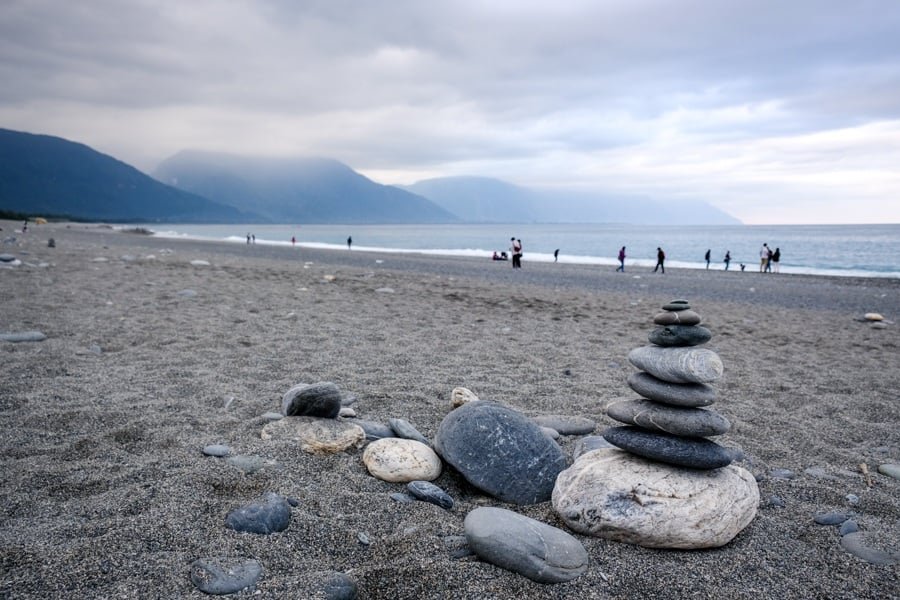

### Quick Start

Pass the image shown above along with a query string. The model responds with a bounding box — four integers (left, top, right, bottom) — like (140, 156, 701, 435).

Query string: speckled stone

(281, 382, 343, 418)
(653, 310, 702, 326)
(603, 426, 733, 469)
(605, 399, 730, 437)
(363, 438, 442, 482)
(202, 444, 231, 457)
(648, 325, 712, 347)
(190, 558, 262, 595)
(627, 372, 716, 407)
(628, 346, 723, 384)
(225, 493, 291, 534)
(261, 417, 366, 455)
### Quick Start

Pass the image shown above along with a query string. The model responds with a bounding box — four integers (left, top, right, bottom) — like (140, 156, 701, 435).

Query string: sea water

(148, 223, 900, 279)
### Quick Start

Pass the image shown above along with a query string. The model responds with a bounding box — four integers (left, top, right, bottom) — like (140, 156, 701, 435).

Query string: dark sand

(1, 221, 898, 598)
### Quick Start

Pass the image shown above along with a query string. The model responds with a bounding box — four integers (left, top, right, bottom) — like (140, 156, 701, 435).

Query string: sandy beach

(1, 220, 898, 599)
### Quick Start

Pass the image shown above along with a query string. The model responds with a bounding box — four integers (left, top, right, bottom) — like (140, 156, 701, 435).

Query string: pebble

(190, 558, 262, 595)
(871, 321, 888, 329)
(450, 386, 479, 408)
(407, 480, 454, 510)
(363, 438, 442, 482)
(261, 417, 366, 455)
(356, 532, 370, 546)
(839, 520, 860, 536)
(202, 444, 231, 457)
(803, 466, 840, 481)
(653, 309, 702, 326)
(281, 382, 343, 418)
(0, 331, 47, 343)
(648, 325, 712, 347)
(390, 492, 416, 504)
(0, 253, 16, 262)
(840, 532, 898, 565)
(531, 415, 596, 435)
(572, 435, 617, 459)
(813, 511, 851, 525)
(864, 312, 884, 321)
(224, 493, 292, 534)
(605, 399, 731, 437)
(338, 407, 356, 418)
(662, 301, 691, 311)
(343, 418, 394, 441)
(769, 495, 786, 508)
(388, 417, 430, 445)
(225, 454, 278, 474)
(877, 463, 900, 479)
(465, 506, 589, 583)
(846, 493, 860, 506)
(176, 289, 197, 298)
(321, 572, 358, 600)
(627, 372, 716, 407)
(769, 468, 796, 480)
(190, 259, 211, 266)
(603, 426, 734, 470)
(628, 346, 723, 384)
(261, 411, 283, 421)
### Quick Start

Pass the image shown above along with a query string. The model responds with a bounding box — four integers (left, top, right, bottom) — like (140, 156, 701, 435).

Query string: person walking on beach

(347, 236, 352, 250)
(515, 239, 523, 268)
(251, 234, 255, 244)
(291, 236, 296, 246)
(760, 243, 770, 272)
(772, 247, 781, 273)
(246, 233, 251, 244)
(653, 247, 666, 274)
(554, 249, 559, 263)
(705, 249, 711, 269)
(509, 237, 522, 268)
(724, 250, 731, 270)
(616, 246, 626, 272)
(765, 246, 773, 272)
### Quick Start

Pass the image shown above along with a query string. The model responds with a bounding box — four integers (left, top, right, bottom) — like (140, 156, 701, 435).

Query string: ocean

(147, 223, 900, 279)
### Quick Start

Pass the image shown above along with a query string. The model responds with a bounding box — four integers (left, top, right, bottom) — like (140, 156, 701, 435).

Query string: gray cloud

(2, 0, 899, 223)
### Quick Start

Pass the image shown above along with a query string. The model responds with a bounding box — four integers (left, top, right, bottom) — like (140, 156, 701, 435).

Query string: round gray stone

(605, 399, 731, 437)
(603, 426, 734, 469)
(224, 493, 291, 534)
(627, 372, 716, 407)
(190, 558, 262, 595)
(281, 382, 342, 418)
(464, 506, 589, 584)
(653, 310, 702, 326)
(628, 346, 723, 384)
(434, 401, 567, 505)
(840, 520, 860, 536)
(648, 325, 712, 347)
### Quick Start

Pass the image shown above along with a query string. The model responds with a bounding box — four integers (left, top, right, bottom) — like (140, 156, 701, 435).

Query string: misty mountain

(154, 151, 458, 224)
(0, 128, 252, 222)
(406, 176, 742, 225)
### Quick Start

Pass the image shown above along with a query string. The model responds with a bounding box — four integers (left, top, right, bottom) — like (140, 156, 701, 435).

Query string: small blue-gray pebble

(813, 511, 851, 525)
(190, 558, 262, 595)
(407, 480, 454, 510)
(321, 572, 358, 600)
(840, 520, 860, 536)
(390, 492, 416, 504)
(202, 444, 231, 458)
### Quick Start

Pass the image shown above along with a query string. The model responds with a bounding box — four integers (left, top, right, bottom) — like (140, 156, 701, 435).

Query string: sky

(2, 0, 900, 224)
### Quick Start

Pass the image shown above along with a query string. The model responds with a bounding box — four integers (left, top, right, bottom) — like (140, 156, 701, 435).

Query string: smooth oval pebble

(363, 438, 441, 482)
(878, 463, 900, 479)
(813, 511, 851, 525)
(321, 572, 358, 600)
(190, 558, 262, 595)
(628, 346, 723, 384)
(864, 312, 884, 321)
(407, 480, 454, 510)
(531, 415, 596, 435)
(202, 444, 231, 457)
(0, 331, 47, 343)
(839, 520, 860, 536)
(603, 426, 733, 469)
(225, 493, 291, 534)
(627, 372, 716, 407)
(605, 399, 730, 437)
(388, 417, 430, 445)
(840, 532, 898, 565)
(653, 310, 702, 326)
(662, 302, 691, 311)
(648, 325, 712, 347)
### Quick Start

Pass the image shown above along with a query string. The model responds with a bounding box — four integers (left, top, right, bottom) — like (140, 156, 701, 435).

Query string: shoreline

(1, 221, 898, 598)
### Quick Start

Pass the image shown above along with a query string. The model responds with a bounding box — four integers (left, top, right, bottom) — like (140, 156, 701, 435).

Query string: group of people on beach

(759, 243, 781, 272)
(612, 244, 782, 273)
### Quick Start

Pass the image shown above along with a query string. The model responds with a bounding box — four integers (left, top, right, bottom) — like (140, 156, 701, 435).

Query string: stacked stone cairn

(552, 299, 759, 549)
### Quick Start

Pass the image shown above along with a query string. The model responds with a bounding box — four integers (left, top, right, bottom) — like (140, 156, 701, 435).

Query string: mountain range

(0, 127, 741, 225)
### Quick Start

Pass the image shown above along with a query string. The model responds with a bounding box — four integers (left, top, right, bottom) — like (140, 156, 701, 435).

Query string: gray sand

(1, 221, 898, 598)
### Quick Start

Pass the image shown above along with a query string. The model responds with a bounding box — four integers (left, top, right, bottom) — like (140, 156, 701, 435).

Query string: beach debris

(531, 415, 596, 436)
(464, 506, 589, 584)
(407, 480, 454, 510)
(839, 532, 898, 565)
(202, 444, 231, 458)
(190, 558, 262, 595)
(864, 312, 884, 321)
(434, 401, 567, 505)
(282, 382, 343, 418)
(878, 463, 900, 480)
(1, 330, 47, 343)
(261, 417, 365, 455)
(388, 417, 430, 445)
(859, 463, 874, 487)
(362, 438, 441, 482)
(555, 300, 757, 548)
(449, 386, 479, 408)
(225, 492, 292, 535)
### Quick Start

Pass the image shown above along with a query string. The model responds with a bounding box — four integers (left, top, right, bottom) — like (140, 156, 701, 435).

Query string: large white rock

(552, 448, 758, 549)
(363, 438, 442, 482)
(261, 417, 365, 455)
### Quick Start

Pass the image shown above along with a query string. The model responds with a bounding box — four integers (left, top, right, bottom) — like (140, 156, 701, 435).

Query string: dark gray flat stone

(1, 331, 47, 343)
(606, 399, 730, 437)
(344, 419, 394, 441)
(407, 480, 453, 510)
(281, 382, 342, 418)
(653, 309, 702, 325)
(649, 325, 712, 347)
(202, 444, 231, 457)
(190, 558, 262, 595)
(531, 415, 596, 435)
(321, 572, 358, 600)
(603, 426, 733, 469)
(225, 493, 291, 534)
(627, 372, 716, 407)
(388, 417, 430, 445)
(840, 532, 898, 565)
(662, 302, 691, 311)
(814, 511, 851, 525)
(628, 346, 722, 384)
(840, 520, 860, 536)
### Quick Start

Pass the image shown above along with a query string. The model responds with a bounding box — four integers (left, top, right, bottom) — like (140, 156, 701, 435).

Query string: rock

(662, 301, 690, 311)
(606, 399, 730, 437)
(603, 426, 733, 469)
(840, 520, 860, 536)
(450, 386, 479, 408)
(840, 532, 898, 565)
(281, 382, 342, 418)
(864, 312, 884, 321)
(0, 253, 16, 262)
(338, 407, 356, 418)
(572, 435, 617, 460)
(653, 309, 702, 326)
(202, 444, 231, 457)
(224, 493, 291, 534)
(0, 331, 47, 343)
(434, 401, 567, 505)
(531, 415, 596, 435)
(321, 572, 358, 600)
(871, 322, 888, 329)
(552, 448, 759, 549)
(803, 466, 840, 481)
(627, 372, 716, 407)
(362, 438, 442, 482)
(388, 417, 430, 445)
(190, 259, 210, 266)
(47, 238, 55, 248)
(407, 480, 454, 509)
(769, 495, 786, 508)
(343, 418, 394, 441)
(225, 455, 278, 474)
(846, 493, 860, 506)
(628, 346, 723, 384)
(261, 411, 283, 421)
(814, 511, 851, 525)
(190, 558, 262, 595)
(769, 468, 796, 480)
(464, 507, 589, 584)
(878, 463, 900, 479)
(648, 325, 712, 347)
(177, 289, 197, 298)
(390, 492, 416, 504)
(261, 417, 365, 454)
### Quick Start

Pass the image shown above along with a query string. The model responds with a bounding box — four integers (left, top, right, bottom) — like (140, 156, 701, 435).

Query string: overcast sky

(2, 0, 899, 224)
